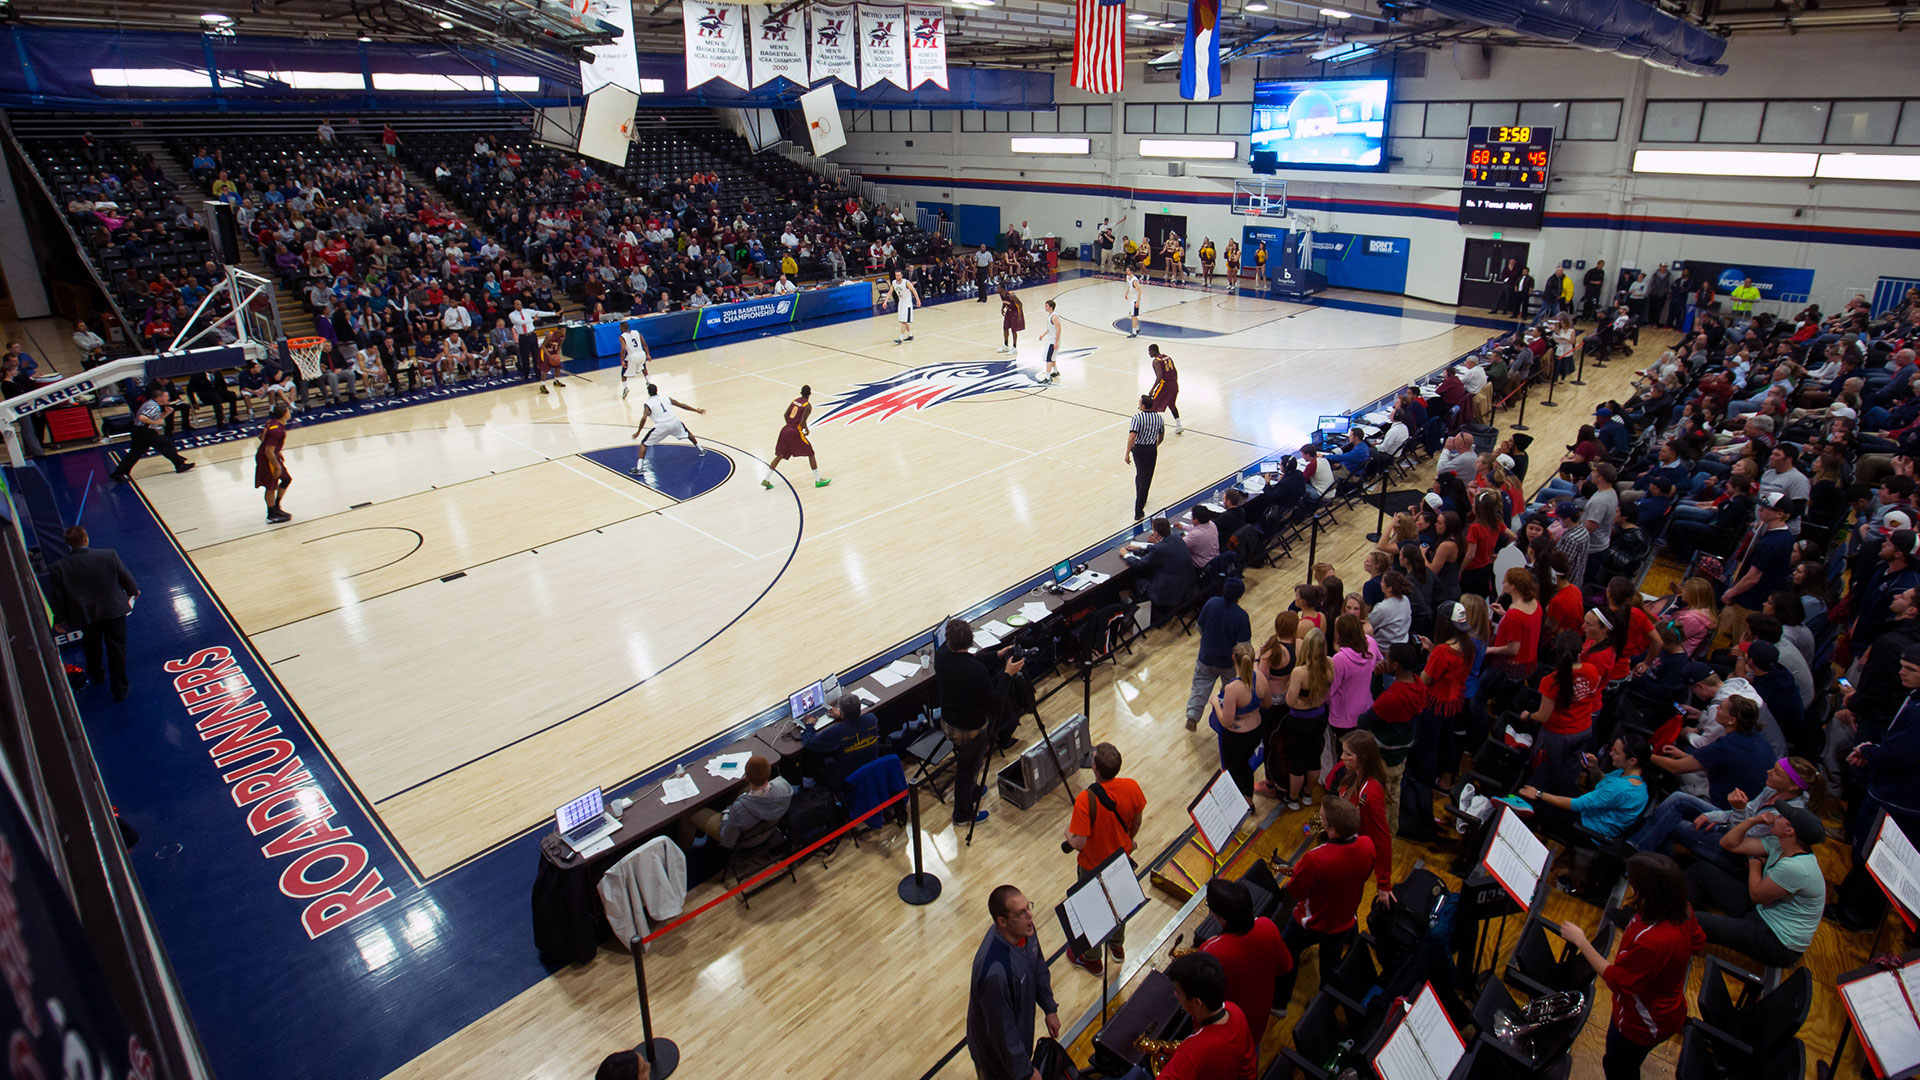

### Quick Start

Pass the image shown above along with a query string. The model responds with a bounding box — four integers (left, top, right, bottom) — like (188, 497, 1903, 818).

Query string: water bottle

(674, 762, 686, 779)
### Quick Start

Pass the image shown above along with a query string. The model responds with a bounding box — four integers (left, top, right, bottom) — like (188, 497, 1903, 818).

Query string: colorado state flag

(1180, 0, 1221, 101)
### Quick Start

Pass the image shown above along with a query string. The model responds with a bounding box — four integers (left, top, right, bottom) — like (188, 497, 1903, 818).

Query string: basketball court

(121, 274, 1501, 880)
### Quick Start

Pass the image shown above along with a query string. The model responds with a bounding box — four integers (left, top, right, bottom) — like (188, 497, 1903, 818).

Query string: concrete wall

(830, 34, 1920, 306)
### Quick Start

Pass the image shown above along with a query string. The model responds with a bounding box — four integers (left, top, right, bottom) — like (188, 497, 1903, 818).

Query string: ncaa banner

(858, 4, 909, 91)
(906, 4, 948, 90)
(810, 4, 857, 86)
(695, 293, 798, 337)
(750, 4, 809, 89)
(683, 2, 749, 90)
(575, 0, 640, 95)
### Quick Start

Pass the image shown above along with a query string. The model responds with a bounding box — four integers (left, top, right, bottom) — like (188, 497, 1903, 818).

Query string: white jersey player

(1038, 299, 1062, 381)
(889, 271, 920, 345)
(619, 327, 649, 399)
(1124, 272, 1142, 338)
(632, 381, 707, 467)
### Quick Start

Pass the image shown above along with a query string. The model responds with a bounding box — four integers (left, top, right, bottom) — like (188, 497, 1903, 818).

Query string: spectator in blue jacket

(1184, 577, 1251, 732)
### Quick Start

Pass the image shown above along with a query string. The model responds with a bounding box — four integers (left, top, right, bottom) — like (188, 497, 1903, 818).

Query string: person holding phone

(1519, 735, 1651, 842)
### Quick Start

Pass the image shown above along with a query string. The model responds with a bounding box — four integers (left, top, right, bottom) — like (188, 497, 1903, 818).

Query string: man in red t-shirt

(1064, 743, 1146, 974)
(1154, 952, 1258, 1080)
(1273, 796, 1376, 1013)
(1360, 642, 1426, 838)
(1199, 878, 1292, 1046)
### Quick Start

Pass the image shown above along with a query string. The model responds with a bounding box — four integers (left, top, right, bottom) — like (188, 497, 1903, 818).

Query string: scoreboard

(1462, 125, 1554, 190)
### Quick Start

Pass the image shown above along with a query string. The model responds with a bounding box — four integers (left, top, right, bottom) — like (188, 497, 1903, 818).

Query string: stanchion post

(1542, 357, 1560, 408)
(1366, 468, 1387, 543)
(629, 938, 681, 1079)
(898, 779, 943, 904)
(1572, 343, 1588, 387)
(1305, 514, 1320, 583)
(1511, 374, 1531, 431)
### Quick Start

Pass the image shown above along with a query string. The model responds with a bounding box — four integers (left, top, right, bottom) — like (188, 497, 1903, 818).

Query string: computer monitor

(790, 680, 826, 719)
(1259, 460, 1281, 474)
(1053, 559, 1073, 584)
(1318, 415, 1352, 435)
(556, 787, 606, 835)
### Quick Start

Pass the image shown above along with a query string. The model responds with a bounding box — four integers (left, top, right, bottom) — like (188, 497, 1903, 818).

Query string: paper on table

(853, 687, 881, 705)
(1099, 855, 1147, 921)
(981, 620, 1015, 638)
(1869, 816, 1920, 922)
(973, 628, 1002, 648)
(706, 752, 753, 778)
(1064, 880, 1118, 948)
(872, 668, 906, 688)
(1018, 602, 1054, 623)
(888, 658, 924, 679)
(660, 775, 701, 804)
(1844, 971, 1920, 1078)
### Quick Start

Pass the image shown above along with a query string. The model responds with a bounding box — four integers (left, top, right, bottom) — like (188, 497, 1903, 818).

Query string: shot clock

(1463, 125, 1554, 191)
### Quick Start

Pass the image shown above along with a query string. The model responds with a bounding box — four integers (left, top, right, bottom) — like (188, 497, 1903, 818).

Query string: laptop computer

(1318, 415, 1352, 436)
(790, 680, 827, 722)
(1053, 559, 1074, 585)
(555, 787, 620, 853)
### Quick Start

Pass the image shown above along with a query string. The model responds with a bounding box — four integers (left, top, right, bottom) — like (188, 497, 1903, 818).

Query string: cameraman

(1062, 743, 1146, 974)
(937, 618, 1024, 828)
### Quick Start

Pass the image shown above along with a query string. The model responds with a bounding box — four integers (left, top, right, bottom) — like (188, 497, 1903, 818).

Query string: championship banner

(858, 4, 909, 91)
(576, 0, 640, 94)
(810, 3, 858, 86)
(683, 2, 748, 90)
(906, 4, 948, 90)
(750, 4, 810, 89)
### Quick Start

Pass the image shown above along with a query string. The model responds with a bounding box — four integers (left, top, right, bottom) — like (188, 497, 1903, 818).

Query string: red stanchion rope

(640, 787, 911, 944)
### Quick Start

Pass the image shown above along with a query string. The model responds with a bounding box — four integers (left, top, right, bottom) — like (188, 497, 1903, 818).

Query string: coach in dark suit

(1123, 517, 1195, 627)
(47, 526, 139, 701)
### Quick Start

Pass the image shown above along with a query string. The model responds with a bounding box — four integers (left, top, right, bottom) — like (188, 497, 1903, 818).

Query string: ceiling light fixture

(1245, 2, 1269, 10)
(199, 12, 231, 22)
(437, 18, 454, 28)
(1127, 11, 1149, 19)
(358, 34, 372, 41)
(1319, 7, 1353, 16)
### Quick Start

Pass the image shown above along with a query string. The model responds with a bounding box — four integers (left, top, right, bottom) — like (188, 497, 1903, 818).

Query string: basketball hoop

(1246, 207, 1263, 216)
(288, 336, 329, 382)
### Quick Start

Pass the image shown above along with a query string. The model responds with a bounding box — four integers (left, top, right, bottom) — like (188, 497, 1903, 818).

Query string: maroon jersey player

(764, 385, 831, 489)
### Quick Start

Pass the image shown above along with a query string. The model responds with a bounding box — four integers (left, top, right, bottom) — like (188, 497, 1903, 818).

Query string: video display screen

(1248, 78, 1391, 172)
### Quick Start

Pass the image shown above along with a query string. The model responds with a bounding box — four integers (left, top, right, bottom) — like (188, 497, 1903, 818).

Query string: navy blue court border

(39, 268, 1507, 1080)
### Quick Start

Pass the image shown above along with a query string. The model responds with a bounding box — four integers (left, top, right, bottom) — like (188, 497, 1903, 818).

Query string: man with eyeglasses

(968, 884, 1061, 1080)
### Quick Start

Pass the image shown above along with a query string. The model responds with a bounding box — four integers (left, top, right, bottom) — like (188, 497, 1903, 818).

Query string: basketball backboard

(1231, 178, 1286, 217)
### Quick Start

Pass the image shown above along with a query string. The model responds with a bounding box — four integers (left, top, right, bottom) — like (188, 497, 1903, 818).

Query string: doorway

(1458, 239, 1530, 310)
(1142, 213, 1188, 272)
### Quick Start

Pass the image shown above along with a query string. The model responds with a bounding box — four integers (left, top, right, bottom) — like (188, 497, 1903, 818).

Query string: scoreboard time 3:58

(1463, 126, 1554, 190)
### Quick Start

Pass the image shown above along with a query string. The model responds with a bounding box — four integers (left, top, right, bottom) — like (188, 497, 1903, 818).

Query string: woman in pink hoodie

(1325, 613, 1383, 776)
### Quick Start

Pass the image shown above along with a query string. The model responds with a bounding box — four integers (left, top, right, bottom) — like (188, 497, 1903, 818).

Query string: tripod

(964, 672, 1081, 847)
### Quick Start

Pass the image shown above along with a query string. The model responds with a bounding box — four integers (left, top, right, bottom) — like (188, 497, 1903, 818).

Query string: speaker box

(202, 201, 239, 264)
(1167, 162, 1186, 177)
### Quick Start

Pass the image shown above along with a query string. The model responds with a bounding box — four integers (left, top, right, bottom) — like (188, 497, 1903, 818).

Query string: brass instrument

(1133, 1034, 1183, 1075)
(1166, 932, 1199, 959)
(1491, 991, 1585, 1055)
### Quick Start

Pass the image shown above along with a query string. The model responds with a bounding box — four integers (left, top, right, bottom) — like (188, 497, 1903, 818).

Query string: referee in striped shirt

(1126, 393, 1164, 520)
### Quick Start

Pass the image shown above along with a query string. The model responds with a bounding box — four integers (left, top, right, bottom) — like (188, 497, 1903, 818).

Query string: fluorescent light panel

(1140, 138, 1236, 159)
(1815, 154, 1920, 182)
(1012, 136, 1091, 154)
(1632, 149, 1816, 177)
(244, 69, 366, 90)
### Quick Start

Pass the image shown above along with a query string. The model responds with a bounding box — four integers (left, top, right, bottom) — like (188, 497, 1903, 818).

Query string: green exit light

(1491, 231, 1504, 239)
(1161, 206, 1170, 213)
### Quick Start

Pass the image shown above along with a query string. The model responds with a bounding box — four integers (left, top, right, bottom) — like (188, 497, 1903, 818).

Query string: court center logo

(816, 360, 1041, 425)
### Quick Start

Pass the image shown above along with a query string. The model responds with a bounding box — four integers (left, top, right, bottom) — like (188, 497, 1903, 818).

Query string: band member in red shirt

(1198, 878, 1291, 1046)
(763, 385, 831, 490)
(1559, 853, 1704, 1080)
(1152, 952, 1257, 1080)
(1272, 796, 1375, 1012)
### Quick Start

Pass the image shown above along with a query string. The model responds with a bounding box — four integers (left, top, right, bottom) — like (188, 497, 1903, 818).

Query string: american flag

(1072, 0, 1126, 94)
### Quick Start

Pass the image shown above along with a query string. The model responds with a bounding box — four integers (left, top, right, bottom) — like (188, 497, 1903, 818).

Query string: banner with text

(683, 2, 748, 90)
(750, 4, 809, 89)
(858, 4, 909, 90)
(577, 0, 640, 94)
(906, 4, 948, 90)
(810, 3, 858, 86)
(1674, 259, 1816, 304)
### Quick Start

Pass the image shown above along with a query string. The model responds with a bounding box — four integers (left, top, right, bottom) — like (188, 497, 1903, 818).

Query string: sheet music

(1844, 971, 1920, 1077)
(1870, 818, 1920, 923)
(1374, 987, 1463, 1080)
(1099, 856, 1147, 921)
(1483, 808, 1551, 905)
(1064, 880, 1117, 948)
(1900, 964, 1920, 1022)
(1191, 775, 1248, 854)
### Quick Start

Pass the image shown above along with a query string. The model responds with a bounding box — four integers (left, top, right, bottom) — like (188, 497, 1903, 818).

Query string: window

(986, 111, 1008, 132)
(1187, 103, 1219, 135)
(1899, 103, 1920, 147)
(92, 68, 229, 88)
(1423, 102, 1470, 139)
(1155, 103, 1186, 134)
(1517, 101, 1568, 132)
(1469, 101, 1517, 129)
(1390, 102, 1425, 138)
(931, 110, 952, 132)
(1009, 111, 1032, 132)
(1827, 101, 1899, 145)
(1700, 100, 1764, 143)
(1567, 100, 1620, 140)
(639, 78, 666, 94)
(1086, 104, 1114, 133)
(1124, 103, 1154, 133)
(1057, 104, 1085, 133)
(371, 72, 492, 91)
(961, 110, 982, 132)
(1217, 103, 1250, 137)
(1032, 110, 1057, 133)
(1641, 101, 1702, 143)
(241, 69, 367, 90)
(1761, 101, 1828, 144)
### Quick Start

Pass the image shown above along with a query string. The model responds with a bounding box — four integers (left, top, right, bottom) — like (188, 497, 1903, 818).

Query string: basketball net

(288, 336, 328, 381)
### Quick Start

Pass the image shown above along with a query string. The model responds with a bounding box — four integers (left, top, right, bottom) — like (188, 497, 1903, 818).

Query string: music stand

(1186, 769, 1252, 876)
(1055, 850, 1151, 1026)
(1370, 982, 1468, 1080)
(1865, 811, 1920, 934)
(1828, 950, 1920, 1080)
(1460, 805, 1550, 981)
